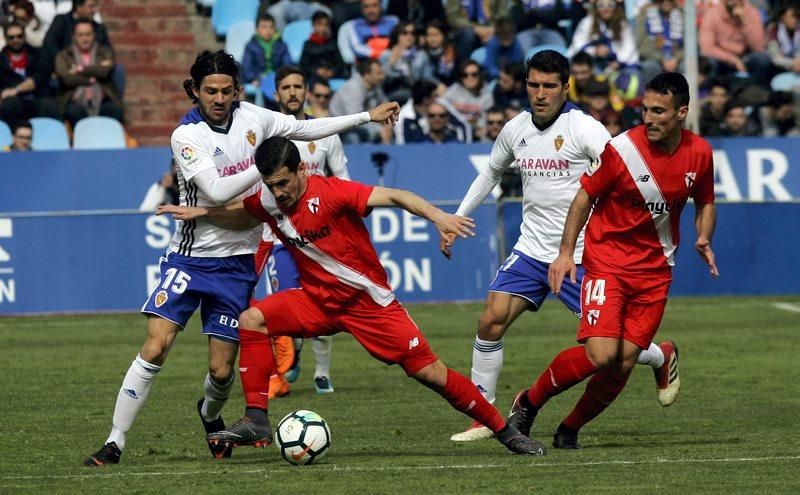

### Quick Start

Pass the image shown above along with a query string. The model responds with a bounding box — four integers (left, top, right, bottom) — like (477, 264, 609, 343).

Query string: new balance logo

(213, 147, 224, 157)
(408, 337, 419, 350)
(635, 174, 650, 182)
(518, 138, 527, 148)
(123, 388, 138, 399)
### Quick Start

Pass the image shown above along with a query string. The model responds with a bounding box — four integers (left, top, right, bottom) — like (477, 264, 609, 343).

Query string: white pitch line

(3, 455, 799, 481)
(772, 302, 800, 313)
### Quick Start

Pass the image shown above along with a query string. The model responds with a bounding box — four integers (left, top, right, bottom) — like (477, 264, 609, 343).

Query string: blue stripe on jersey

(178, 102, 241, 134)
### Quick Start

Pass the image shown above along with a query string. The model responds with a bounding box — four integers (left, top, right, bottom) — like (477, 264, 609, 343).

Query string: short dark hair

(257, 14, 276, 25)
(486, 105, 505, 116)
(275, 66, 305, 87)
(356, 58, 380, 76)
(645, 72, 690, 108)
(502, 62, 526, 83)
(769, 90, 794, 108)
(571, 51, 593, 68)
(183, 50, 241, 103)
(311, 10, 330, 23)
(411, 79, 437, 103)
(73, 0, 90, 11)
(3, 21, 25, 37)
(527, 50, 570, 85)
(255, 136, 301, 175)
(12, 120, 32, 133)
(724, 100, 746, 116)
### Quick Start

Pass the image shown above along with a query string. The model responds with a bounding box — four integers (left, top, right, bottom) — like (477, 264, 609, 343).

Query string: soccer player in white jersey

(253, 66, 350, 397)
(445, 50, 680, 442)
(84, 50, 399, 466)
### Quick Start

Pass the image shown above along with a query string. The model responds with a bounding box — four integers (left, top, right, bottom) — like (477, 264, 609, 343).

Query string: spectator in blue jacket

(349, 0, 397, 60)
(484, 17, 524, 80)
(242, 14, 293, 88)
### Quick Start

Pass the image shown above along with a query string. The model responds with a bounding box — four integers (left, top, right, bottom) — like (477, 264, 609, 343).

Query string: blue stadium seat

(337, 20, 356, 64)
(771, 72, 800, 92)
(470, 47, 486, 65)
(0, 120, 11, 149)
(211, 0, 259, 39)
(328, 78, 346, 92)
(225, 20, 255, 62)
(283, 19, 312, 65)
(30, 117, 70, 150)
(73, 117, 127, 150)
(526, 44, 568, 61)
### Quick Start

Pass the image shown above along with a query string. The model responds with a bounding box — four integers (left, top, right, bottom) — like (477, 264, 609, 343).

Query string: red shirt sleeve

(692, 142, 715, 205)
(327, 177, 375, 217)
(580, 142, 623, 200)
(242, 189, 272, 222)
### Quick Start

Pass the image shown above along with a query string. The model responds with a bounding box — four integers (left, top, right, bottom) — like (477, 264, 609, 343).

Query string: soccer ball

(275, 410, 331, 465)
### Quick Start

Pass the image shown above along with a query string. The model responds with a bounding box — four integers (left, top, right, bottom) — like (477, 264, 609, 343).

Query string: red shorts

(577, 272, 671, 349)
(251, 289, 438, 375)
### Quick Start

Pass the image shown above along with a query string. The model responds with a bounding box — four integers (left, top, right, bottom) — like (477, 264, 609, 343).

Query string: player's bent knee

(584, 346, 615, 369)
(476, 310, 509, 341)
(239, 307, 265, 331)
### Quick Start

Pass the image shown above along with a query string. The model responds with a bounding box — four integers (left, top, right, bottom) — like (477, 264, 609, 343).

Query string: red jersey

(243, 175, 394, 311)
(580, 126, 715, 275)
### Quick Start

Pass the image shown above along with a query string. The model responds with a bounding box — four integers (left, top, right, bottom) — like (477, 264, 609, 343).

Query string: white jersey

(490, 103, 610, 263)
(169, 101, 328, 257)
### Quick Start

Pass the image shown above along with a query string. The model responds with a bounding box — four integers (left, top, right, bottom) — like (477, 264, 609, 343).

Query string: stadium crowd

(2, 0, 800, 152)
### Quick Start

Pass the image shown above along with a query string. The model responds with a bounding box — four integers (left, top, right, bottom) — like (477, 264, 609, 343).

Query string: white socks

(471, 336, 504, 404)
(636, 342, 665, 369)
(200, 372, 235, 421)
(312, 336, 332, 378)
(107, 354, 161, 450)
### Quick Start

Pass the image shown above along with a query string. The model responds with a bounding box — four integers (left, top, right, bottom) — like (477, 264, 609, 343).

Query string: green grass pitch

(1, 296, 799, 494)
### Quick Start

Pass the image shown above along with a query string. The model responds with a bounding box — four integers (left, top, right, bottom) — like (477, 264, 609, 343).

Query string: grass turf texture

(1, 296, 799, 494)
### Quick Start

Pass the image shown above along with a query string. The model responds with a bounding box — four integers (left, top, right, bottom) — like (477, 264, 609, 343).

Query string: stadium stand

(470, 46, 486, 65)
(211, 0, 259, 39)
(29, 117, 69, 150)
(224, 20, 256, 62)
(73, 116, 127, 150)
(0, 120, 12, 149)
(337, 19, 356, 64)
(282, 19, 313, 65)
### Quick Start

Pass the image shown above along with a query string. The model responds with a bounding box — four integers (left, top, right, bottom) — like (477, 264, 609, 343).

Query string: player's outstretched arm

(548, 188, 592, 294)
(287, 102, 400, 141)
(157, 203, 261, 230)
(368, 186, 476, 242)
(694, 202, 719, 278)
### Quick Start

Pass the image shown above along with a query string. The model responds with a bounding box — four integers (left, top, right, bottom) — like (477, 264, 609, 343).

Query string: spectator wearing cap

(2, 120, 33, 151)
(0, 21, 60, 123)
(636, 0, 684, 85)
(299, 10, 348, 82)
(699, 0, 771, 85)
(759, 90, 800, 136)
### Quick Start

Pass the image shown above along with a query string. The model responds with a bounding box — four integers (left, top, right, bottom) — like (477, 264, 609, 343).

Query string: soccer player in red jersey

(158, 136, 548, 456)
(506, 72, 719, 449)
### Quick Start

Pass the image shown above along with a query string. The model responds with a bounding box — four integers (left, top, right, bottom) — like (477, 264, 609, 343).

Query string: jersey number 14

(584, 279, 606, 306)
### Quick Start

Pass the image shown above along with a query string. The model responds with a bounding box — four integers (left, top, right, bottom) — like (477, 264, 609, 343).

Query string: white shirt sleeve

(326, 135, 350, 179)
(171, 127, 216, 181)
(579, 115, 612, 159)
(191, 166, 262, 204)
(455, 124, 515, 216)
(261, 107, 371, 141)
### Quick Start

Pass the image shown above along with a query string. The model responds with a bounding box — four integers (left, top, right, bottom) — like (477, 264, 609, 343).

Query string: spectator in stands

(700, 78, 729, 136)
(0, 1, 46, 47)
(306, 78, 332, 117)
(718, 100, 762, 136)
(567, 0, 638, 76)
(395, 78, 472, 144)
(423, 19, 457, 89)
(0, 21, 59, 123)
(484, 17, 524, 80)
(242, 14, 293, 90)
(567, 50, 595, 107)
(330, 58, 388, 143)
(493, 62, 527, 110)
(443, 59, 494, 139)
(759, 90, 800, 136)
(349, 0, 397, 60)
(512, 0, 567, 54)
(482, 105, 506, 143)
(699, 0, 771, 85)
(2, 119, 32, 151)
(636, 0, 684, 84)
(54, 18, 122, 126)
(422, 101, 461, 143)
(299, 10, 347, 82)
(263, 0, 332, 31)
(43, 0, 110, 66)
(139, 159, 179, 211)
(386, 0, 445, 27)
(766, 3, 800, 79)
(380, 21, 432, 105)
(445, 0, 509, 64)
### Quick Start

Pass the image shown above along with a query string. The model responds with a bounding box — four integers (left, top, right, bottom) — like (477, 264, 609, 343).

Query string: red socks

(238, 328, 276, 410)
(441, 368, 506, 433)
(526, 346, 598, 408)
(562, 367, 630, 431)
